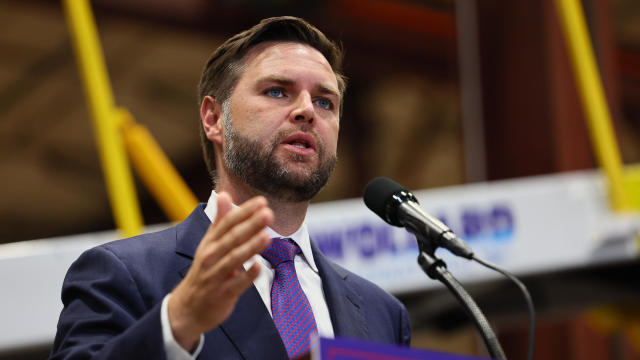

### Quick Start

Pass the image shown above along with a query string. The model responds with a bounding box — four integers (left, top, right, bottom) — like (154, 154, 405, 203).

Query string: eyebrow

(256, 75, 341, 100)
(257, 75, 295, 88)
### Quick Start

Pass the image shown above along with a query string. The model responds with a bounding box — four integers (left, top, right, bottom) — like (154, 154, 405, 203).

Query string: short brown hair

(197, 16, 346, 180)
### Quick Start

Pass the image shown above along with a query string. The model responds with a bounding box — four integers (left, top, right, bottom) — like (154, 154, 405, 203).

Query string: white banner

(307, 170, 640, 294)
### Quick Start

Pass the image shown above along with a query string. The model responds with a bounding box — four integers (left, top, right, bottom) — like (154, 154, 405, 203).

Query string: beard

(222, 111, 336, 203)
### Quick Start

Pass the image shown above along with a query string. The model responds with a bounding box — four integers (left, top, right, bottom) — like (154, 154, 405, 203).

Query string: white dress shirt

(161, 191, 334, 359)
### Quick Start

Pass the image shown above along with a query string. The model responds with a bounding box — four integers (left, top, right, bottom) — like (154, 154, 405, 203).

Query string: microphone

(363, 177, 474, 259)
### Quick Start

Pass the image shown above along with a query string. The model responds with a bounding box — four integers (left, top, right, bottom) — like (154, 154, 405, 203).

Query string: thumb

(215, 192, 233, 222)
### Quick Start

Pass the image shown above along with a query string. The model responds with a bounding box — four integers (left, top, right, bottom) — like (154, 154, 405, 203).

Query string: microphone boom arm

(363, 177, 511, 359)
(417, 250, 507, 360)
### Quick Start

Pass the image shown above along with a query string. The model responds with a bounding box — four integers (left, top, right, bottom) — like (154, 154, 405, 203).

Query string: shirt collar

(204, 190, 318, 272)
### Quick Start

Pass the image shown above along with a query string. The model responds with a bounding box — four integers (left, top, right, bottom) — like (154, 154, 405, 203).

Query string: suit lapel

(173, 205, 288, 359)
(175, 204, 209, 260)
(311, 241, 369, 340)
(219, 287, 289, 359)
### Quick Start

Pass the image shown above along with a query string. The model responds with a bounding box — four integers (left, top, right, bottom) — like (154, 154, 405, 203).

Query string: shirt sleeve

(161, 294, 205, 359)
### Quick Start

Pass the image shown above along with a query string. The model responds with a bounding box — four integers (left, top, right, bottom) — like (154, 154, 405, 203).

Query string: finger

(198, 205, 273, 269)
(212, 206, 273, 257)
(245, 260, 262, 280)
(219, 261, 263, 299)
(214, 230, 271, 278)
(195, 192, 238, 254)
(196, 208, 274, 269)
(206, 196, 269, 244)
(208, 230, 271, 281)
(214, 192, 233, 223)
(197, 195, 266, 255)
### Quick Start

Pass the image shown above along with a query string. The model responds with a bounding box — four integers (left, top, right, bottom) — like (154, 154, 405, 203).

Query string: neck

(262, 197, 309, 236)
(216, 175, 309, 236)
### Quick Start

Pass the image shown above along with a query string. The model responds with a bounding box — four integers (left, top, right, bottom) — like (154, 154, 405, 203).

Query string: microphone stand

(416, 241, 507, 360)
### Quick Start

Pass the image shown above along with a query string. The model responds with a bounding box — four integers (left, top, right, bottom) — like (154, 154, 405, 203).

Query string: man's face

(220, 42, 341, 202)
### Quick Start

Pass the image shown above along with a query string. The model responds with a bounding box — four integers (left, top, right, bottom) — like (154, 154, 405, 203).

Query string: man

(50, 16, 410, 360)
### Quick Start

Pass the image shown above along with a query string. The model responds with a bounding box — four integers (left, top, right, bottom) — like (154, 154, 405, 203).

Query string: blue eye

(315, 98, 333, 110)
(266, 88, 284, 98)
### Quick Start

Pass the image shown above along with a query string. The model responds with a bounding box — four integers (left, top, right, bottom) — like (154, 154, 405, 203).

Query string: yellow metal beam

(623, 165, 640, 211)
(63, 0, 142, 237)
(622, 165, 640, 250)
(117, 109, 198, 222)
(554, 0, 631, 211)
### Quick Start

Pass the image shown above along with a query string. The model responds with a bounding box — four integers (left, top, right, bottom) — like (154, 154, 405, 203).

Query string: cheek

(246, 104, 286, 134)
(232, 108, 272, 139)
(320, 122, 340, 152)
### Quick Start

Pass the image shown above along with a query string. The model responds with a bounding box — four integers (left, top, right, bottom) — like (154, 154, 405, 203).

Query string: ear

(201, 95, 224, 145)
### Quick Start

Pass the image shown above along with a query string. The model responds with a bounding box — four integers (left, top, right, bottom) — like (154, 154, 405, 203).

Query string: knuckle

(197, 244, 222, 269)
(227, 225, 244, 240)
(225, 250, 240, 265)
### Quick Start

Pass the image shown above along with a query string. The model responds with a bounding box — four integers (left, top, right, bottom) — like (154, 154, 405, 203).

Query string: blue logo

(311, 204, 515, 261)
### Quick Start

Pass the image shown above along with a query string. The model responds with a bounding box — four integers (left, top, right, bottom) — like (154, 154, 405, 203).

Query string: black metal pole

(417, 251, 507, 360)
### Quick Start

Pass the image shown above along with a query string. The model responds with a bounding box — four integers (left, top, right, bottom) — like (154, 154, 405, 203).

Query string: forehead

(240, 42, 338, 87)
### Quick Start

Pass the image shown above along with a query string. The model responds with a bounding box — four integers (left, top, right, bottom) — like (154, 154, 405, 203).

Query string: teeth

(292, 143, 306, 148)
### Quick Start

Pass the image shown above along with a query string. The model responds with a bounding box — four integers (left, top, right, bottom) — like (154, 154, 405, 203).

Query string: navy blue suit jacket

(50, 204, 411, 359)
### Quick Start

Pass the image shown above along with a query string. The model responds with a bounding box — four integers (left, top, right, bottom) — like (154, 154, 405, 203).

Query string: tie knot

(261, 238, 300, 266)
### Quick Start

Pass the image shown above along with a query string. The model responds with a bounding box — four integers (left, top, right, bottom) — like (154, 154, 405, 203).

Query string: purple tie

(261, 238, 318, 359)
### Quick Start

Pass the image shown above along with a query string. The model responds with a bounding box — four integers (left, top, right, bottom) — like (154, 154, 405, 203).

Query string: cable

(418, 252, 507, 359)
(472, 255, 535, 360)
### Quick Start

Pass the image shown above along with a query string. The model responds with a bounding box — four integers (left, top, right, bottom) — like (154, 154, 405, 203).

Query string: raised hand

(167, 192, 274, 350)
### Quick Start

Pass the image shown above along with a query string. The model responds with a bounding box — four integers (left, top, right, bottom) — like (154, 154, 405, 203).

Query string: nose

(290, 92, 314, 125)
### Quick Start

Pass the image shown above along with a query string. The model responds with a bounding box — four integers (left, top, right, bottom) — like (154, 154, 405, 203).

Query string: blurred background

(1, 0, 640, 359)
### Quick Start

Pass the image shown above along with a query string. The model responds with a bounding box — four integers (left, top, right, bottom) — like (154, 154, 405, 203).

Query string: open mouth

(282, 133, 316, 152)
(288, 140, 311, 149)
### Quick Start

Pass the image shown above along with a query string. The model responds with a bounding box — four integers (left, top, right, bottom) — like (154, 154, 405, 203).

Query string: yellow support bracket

(554, 0, 631, 212)
(622, 165, 640, 249)
(64, 0, 199, 233)
(623, 165, 640, 211)
(63, 0, 142, 238)
(117, 109, 198, 222)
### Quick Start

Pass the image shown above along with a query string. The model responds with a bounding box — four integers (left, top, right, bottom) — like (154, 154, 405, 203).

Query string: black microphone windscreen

(363, 177, 406, 222)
